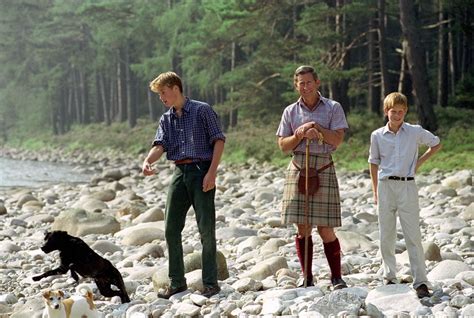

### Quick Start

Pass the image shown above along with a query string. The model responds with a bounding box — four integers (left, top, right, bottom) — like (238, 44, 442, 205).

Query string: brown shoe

(157, 284, 187, 299)
(415, 284, 430, 299)
(202, 285, 220, 298)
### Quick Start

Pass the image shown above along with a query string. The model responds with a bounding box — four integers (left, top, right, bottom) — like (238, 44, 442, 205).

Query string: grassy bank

(3, 107, 473, 172)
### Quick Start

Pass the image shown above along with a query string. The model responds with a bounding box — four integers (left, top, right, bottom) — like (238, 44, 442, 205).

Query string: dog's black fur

(32, 231, 130, 303)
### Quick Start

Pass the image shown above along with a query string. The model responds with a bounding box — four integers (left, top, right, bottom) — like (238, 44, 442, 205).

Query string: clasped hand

(295, 123, 320, 141)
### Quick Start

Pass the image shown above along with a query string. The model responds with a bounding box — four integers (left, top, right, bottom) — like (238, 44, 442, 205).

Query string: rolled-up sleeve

(201, 105, 226, 145)
(368, 132, 380, 165)
(152, 118, 168, 151)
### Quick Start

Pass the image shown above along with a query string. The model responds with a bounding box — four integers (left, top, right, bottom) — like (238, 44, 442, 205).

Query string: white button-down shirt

(368, 122, 440, 180)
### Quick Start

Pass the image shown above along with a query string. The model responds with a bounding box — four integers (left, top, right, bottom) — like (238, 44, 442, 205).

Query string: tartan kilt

(281, 152, 342, 227)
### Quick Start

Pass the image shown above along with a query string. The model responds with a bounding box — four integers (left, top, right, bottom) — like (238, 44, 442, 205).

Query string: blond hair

(149, 72, 183, 93)
(383, 92, 408, 112)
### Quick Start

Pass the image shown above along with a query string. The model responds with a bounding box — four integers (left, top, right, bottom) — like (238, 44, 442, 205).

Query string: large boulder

(239, 256, 288, 280)
(72, 197, 108, 213)
(336, 230, 377, 253)
(114, 221, 165, 246)
(184, 251, 229, 280)
(151, 250, 228, 291)
(427, 260, 472, 280)
(52, 208, 120, 236)
(365, 284, 420, 315)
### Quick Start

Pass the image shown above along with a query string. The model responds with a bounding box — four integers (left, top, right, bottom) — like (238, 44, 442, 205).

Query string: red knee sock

(295, 235, 313, 283)
(324, 238, 342, 279)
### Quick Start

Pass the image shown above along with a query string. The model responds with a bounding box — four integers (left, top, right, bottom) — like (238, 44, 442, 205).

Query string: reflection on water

(0, 157, 93, 188)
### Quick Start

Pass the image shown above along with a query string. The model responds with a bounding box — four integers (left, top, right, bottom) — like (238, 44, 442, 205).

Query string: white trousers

(377, 179, 428, 288)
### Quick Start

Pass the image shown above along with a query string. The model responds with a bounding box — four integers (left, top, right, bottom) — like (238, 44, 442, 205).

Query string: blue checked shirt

(153, 98, 226, 161)
(276, 95, 348, 154)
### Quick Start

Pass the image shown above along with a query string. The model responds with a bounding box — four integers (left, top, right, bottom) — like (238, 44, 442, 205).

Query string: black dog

(32, 231, 130, 303)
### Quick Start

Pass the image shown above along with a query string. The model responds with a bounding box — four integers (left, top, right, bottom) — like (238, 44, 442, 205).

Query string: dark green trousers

(165, 161, 217, 288)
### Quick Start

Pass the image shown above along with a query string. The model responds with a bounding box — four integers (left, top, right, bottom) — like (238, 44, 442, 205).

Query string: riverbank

(3, 106, 474, 171)
(0, 148, 473, 317)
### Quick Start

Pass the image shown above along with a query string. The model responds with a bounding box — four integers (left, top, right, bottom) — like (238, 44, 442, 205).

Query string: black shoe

(157, 284, 187, 299)
(415, 284, 430, 299)
(385, 279, 397, 285)
(202, 285, 220, 298)
(331, 277, 347, 290)
(297, 277, 315, 287)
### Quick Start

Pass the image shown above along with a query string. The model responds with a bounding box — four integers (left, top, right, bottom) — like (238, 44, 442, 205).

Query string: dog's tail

(76, 284, 96, 309)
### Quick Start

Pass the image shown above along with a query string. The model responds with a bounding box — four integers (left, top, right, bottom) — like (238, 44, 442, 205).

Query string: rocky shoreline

(0, 148, 473, 317)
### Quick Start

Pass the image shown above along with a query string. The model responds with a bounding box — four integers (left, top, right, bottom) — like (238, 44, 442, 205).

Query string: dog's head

(42, 290, 64, 310)
(40, 231, 69, 253)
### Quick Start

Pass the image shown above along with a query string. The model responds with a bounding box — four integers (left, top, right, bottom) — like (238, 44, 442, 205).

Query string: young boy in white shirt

(368, 92, 441, 298)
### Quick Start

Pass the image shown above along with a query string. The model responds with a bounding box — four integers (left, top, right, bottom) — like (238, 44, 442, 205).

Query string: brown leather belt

(175, 158, 195, 165)
(292, 160, 334, 173)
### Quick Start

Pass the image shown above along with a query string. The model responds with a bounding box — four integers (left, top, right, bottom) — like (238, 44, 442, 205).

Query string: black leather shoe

(157, 284, 187, 299)
(331, 277, 348, 290)
(297, 277, 315, 287)
(415, 284, 430, 299)
(202, 285, 220, 298)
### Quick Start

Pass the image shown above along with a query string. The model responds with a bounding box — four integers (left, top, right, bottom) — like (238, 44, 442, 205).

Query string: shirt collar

(171, 97, 190, 116)
(382, 121, 406, 134)
(297, 92, 323, 111)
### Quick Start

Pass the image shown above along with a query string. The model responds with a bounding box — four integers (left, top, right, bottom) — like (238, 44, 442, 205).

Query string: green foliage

(0, 0, 473, 154)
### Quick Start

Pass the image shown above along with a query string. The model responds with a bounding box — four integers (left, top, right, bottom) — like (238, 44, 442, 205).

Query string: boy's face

(385, 105, 407, 126)
(157, 85, 180, 108)
(295, 73, 320, 99)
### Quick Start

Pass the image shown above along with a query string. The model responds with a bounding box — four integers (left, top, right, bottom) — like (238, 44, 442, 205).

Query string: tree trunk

(378, 0, 390, 102)
(461, 9, 472, 79)
(368, 15, 380, 114)
(79, 70, 90, 124)
(448, 19, 457, 96)
(73, 68, 82, 124)
(229, 41, 238, 128)
(66, 85, 73, 131)
(98, 73, 111, 125)
(117, 50, 126, 122)
(95, 72, 104, 123)
(399, 0, 437, 131)
(58, 87, 66, 134)
(330, 0, 350, 113)
(437, 0, 448, 107)
(125, 45, 136, 128)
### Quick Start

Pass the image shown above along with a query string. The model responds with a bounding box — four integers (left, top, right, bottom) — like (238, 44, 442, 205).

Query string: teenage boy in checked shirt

(368, 92, 441, 299)
(142, 71, 225, 299)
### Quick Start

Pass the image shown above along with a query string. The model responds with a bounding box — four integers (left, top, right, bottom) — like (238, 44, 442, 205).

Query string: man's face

(157, 85, 179, 107)
(295, 73, 320, 98)
(385, 105, 407, 125)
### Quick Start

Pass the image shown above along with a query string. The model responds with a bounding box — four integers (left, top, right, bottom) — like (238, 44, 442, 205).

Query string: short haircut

(294, 65, 319, 84)
(383, 92, 408, 112)
(149, 72, 183, 93)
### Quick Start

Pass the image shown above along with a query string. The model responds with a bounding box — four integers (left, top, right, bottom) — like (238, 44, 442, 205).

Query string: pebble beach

(0, 148, 473, 317)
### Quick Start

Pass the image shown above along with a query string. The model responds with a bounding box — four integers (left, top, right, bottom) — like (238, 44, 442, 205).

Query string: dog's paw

(32, 275, 41, 281)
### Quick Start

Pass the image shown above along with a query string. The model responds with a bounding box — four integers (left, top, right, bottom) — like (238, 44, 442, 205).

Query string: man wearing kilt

(276, 65, 348, 289)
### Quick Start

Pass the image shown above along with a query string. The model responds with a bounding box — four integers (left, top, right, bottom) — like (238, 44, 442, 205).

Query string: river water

(0, 157, 93, 188)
